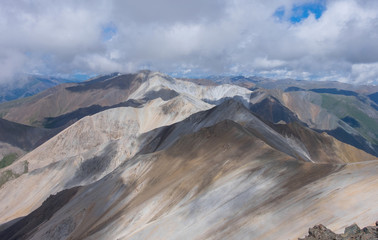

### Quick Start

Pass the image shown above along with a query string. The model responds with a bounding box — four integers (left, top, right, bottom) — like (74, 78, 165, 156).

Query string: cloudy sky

(1, 0, 378, 84)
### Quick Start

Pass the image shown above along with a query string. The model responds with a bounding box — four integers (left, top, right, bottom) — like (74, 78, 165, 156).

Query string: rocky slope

(299, 223, 377, 240)
(0, 119, 376, 239)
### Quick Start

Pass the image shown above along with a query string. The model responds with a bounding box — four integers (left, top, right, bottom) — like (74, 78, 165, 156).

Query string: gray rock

(300, 223, 377, 240)
(344, 223, 361, 235)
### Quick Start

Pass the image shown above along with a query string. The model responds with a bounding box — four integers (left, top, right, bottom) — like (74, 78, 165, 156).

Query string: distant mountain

(0, 75, 79, 103)
(1, 71, 377, 156)
(204, 76, 378, 157)
(257, 87, 378, 156)
(252, 77, 378, 95)
(0, 71, 251, 127)
(1, 71, 377, 157)
(368, 91, 378, 104)
(0, 72, 147, 126)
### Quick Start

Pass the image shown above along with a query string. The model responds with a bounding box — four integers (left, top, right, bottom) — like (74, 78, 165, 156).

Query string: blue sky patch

(274, 6, 285, 20)
(102, 23, 117, 41)
(274, 1, 326, 23)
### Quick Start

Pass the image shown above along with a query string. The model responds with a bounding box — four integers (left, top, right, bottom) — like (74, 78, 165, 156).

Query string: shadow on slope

(309, 88, 358, 97)
(368, 92, 378, 104)
(0, 120, 348, 240)
(42, 89, 179, 129)
(249, 96, 302, 124)
(64, 143, 117, 188)
(0, 186, 81, 240)
(316, 127, 378, 157)
(42, 99, 144, 129)
(65, 72, 148, 92)
(0, 118, 58, 151)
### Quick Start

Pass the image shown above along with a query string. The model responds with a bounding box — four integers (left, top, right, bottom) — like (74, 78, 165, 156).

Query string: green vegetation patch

(0, 170, 20, 188)
(0, 160, 28, 188)
(0, 153, 18, 169)
(0, 93, 36, 110)
(28, 117, 42, 127)
(321, 94, 378, 144)
(23, 161, 29, 173)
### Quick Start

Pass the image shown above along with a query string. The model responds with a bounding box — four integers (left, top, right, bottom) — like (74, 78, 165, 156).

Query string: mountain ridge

(0, 71, 376, 240)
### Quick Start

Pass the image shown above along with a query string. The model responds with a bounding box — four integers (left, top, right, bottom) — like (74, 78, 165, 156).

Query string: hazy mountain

(0, 75, 78, 103)
(0, 71, 376, 240)
(250, 77, 378, 95)
(368, 91, 378, 104)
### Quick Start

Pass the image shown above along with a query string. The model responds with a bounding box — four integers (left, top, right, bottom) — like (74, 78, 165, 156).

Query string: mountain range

(0, 71, 376, 239)
(0, 75, 79, 103)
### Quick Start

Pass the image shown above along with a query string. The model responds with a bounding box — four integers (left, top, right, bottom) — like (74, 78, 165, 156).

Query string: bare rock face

(299, 223, 377, 240)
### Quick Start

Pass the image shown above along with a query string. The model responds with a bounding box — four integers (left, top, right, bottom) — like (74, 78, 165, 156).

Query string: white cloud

(73, 54, 124, 73)
(0, 50, 27, 82)
(0, 0, 378, 84)
(351, 63, 378, 84)
(253, 58, 286, 69)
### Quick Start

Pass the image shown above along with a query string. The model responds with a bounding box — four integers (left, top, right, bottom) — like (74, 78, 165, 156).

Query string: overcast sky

(1, 0, 378, 84)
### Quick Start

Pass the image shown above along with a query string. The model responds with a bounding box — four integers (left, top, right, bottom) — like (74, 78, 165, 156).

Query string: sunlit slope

(0, 97, 374, 228)
(0, 96, 212, 224)
(0, 120, 375, 240)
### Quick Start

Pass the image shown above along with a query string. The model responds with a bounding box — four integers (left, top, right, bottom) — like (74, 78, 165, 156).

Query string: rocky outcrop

(299, 223, 377, 240)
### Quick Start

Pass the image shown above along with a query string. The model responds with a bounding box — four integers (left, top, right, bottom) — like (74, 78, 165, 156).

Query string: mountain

(0, 71, 376, 240)
(236, 85, 378, 157)
(0, 117, 376, 239)
(275, 88, 378, 156)
(196, 76, 378, 156)
(0, 72, 147, 126)
(0, 71, 251, 127)
(4, 70, 375, 157)
(0, 75, 78, 103)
